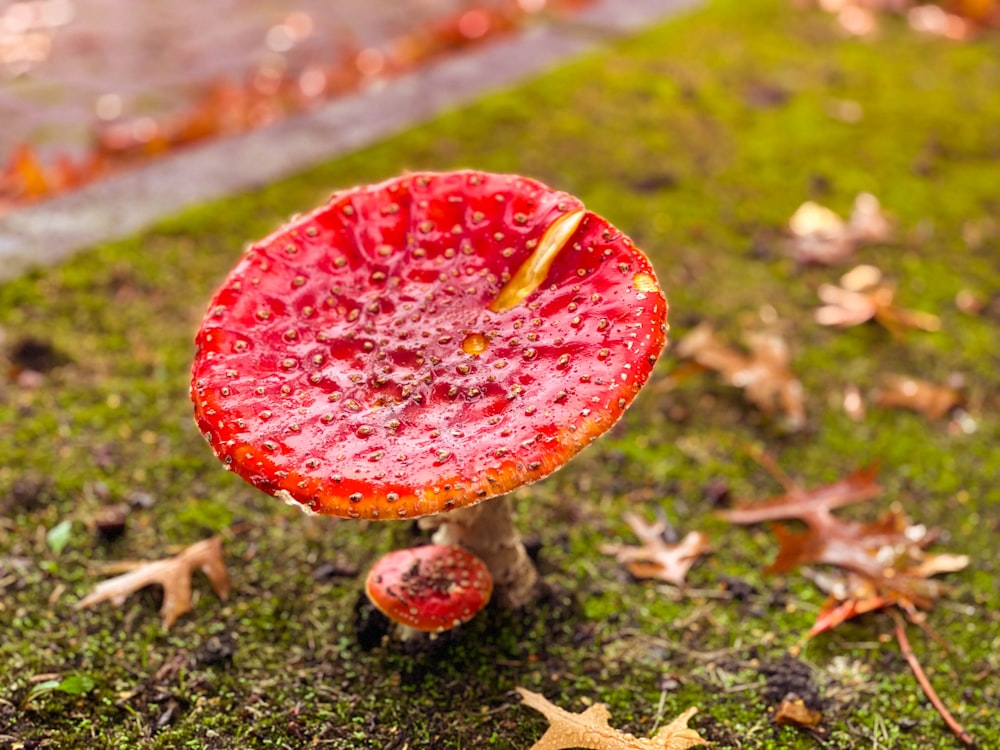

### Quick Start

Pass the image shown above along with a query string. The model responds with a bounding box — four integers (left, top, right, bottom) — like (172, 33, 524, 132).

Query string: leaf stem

(892, 614, 974, 746)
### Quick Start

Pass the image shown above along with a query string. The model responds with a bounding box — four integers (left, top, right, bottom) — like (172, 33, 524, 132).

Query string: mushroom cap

(365, 544, 493, 632)
(191, 170, 668, 519)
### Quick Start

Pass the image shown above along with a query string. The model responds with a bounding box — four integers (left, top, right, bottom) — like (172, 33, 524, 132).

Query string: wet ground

(0, 0, 540, 161)
(2, 1, 999, 746)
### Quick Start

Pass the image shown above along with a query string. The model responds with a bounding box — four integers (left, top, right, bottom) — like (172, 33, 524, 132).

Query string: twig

(741, 444, 796, 491)
(892, 614, 974, 746)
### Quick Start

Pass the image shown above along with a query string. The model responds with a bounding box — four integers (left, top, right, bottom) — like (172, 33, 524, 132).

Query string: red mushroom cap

(365, 544, 493, 632)
(191, 170, 668, 519)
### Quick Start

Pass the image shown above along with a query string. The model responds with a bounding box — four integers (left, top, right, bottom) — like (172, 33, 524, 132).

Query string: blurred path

(0, 0, 517, 160)
(0, 0, 700, 280)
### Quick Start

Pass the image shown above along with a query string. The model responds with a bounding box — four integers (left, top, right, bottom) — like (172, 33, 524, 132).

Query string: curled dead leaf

(814, 264, 940, 335)
(601, 513, 710, 586)
(787, 201, 851, 264)
(806, 562, 965, 636)
(774, 695, 822, 730)
(786, 194, 891, 265)
(673, 322, 805, 430)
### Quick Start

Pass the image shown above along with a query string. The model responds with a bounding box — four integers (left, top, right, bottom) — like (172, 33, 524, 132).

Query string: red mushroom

(191, 170, 668, 607)
(365, 544, 493, 638)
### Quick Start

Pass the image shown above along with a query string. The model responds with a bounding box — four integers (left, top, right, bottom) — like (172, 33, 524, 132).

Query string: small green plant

(21, 674, 96, 710)
(45, 519, 73, 555)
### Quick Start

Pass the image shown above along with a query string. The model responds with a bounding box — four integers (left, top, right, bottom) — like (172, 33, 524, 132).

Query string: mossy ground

(2, 1, 998, 747)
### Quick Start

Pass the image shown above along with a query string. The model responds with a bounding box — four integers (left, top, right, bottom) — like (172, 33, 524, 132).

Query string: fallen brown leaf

(872, 373, 964, 419)
(673, 322, 805, 431)
(600, 513, 710, 586)
(76, 536, 230, 628)
(848, 193, 893, 244)
(908, 3, 976, 38)
(806, 563, 962, 636)
(774, 695, 822, 729)
(786, 193, 891, 265)
(516, 687, 708, 750)
(718, 463, 968, 633)
(814, 264, 941, 336)
(716, 464, 882, 529)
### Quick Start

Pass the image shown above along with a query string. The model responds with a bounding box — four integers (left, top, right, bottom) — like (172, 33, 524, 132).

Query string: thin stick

(741, 444, 796, 490)
(892, 615, 974, 746)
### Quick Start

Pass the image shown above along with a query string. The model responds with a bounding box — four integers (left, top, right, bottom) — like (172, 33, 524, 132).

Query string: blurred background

(0, 0, 578, 212)
(1, 0, 995, 214)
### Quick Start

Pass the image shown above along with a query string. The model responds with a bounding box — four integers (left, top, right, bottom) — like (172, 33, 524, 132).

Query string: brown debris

(718, 464, 883, 573)
(90, 503, 129, 542)
(600, 513, 710, 586)
(673, 322, 806, 430)
(774, 695, 823, 730)
(814, 264, 941, 336)
(76, 536, 230, 628)
(516, 687, 707, 750)
(872, 373, 964, 419)
(718, 463, 968, 633)
(786, 193, 892, 265)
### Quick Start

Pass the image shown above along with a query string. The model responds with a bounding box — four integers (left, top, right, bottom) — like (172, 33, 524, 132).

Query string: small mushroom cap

(191, 170, 668, 519)
(365, 544, 493, 632)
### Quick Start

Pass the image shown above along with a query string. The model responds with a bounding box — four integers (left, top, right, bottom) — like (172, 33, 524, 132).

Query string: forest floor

(1, 0, 998, 747)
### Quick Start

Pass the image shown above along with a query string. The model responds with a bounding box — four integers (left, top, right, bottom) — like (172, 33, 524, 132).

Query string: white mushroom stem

(427, 496, 538, 609)
(393, 623, 428, 642)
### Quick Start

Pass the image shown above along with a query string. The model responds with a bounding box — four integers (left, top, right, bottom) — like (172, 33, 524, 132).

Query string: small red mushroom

(191, 170, 668, 607)
(365, 544, 492, 638)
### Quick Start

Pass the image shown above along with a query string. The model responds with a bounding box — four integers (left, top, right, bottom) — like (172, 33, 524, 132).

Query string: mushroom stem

(394, 623, 426, 642)
(429, 497, 538, 609)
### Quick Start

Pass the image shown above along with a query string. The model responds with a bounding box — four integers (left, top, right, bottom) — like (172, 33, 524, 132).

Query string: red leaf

(719, 462, 968, 634)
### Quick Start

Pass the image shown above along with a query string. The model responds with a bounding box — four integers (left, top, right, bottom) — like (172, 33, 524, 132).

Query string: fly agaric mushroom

(365, 544, 492, 638)
(191, 170, 668, 608)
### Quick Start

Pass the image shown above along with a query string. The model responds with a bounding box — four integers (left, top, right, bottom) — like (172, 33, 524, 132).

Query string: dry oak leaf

(718, 465, 968, 632)
(673, 322, 805, 431)
(718, 465, 913, 577)
(787, 193, 892, 265)
(805, 563, 965, 636)
(814, 264, 941, 336)
(516, 688, 708, 750)
(76, 536, 230, 628)
(719, 465, 892, 577)
(600, 513, 710, 586)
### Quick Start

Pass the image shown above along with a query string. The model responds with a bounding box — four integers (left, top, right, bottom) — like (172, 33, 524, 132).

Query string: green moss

(2, 0, 999, 747)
